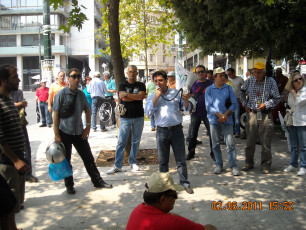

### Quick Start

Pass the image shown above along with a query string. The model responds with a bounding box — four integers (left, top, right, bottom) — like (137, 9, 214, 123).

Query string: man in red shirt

(36, 79, 51, 127)
(126, 172, 217, 230)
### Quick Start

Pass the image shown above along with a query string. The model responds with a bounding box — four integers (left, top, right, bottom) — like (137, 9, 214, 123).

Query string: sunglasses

(196, 70, 205, 74)
(69, 74, 81, 78)
(293, 77, 303, 83)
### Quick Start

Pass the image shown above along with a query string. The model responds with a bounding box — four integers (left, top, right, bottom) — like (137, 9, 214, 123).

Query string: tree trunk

(108, 0, 131, 159)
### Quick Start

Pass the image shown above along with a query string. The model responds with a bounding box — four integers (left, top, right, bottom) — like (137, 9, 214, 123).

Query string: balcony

(0, 45, 68, 56)
(0, 7, 69, 17)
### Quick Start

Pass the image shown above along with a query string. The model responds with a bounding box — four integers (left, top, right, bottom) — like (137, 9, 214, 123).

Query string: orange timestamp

(211, 201, 294, 211)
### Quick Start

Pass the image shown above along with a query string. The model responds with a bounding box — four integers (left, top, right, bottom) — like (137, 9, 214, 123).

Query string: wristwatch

(124, 92, 128, 97)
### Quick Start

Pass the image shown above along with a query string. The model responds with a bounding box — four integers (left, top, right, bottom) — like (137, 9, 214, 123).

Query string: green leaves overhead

(163, 0, 306, 60)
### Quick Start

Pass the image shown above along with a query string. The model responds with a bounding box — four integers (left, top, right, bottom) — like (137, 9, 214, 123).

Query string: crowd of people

(0, 61, 305, 229)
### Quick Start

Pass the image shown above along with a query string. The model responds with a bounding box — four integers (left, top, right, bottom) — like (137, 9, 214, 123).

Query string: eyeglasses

(293, 77, 303, 83)
(196, 70, 205, 74)
(69, 74, 81, 78)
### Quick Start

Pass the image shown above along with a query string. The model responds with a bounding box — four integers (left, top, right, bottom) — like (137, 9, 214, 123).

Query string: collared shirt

(49, 81, 67, 105)
(205, 83, 237, 125)
(36, 87, 49, 102)
(53, 86, 90, 135)
(240, 76, 280, 110)
(146, 81, 156, 96)
(145, 88, 190, 127)
(87, 77, 108, 98)
(288, 86, 306, 126)
(104, 79, 116, 97)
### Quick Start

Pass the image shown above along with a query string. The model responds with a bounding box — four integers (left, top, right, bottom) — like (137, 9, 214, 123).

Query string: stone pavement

(16, 116, 306, 230)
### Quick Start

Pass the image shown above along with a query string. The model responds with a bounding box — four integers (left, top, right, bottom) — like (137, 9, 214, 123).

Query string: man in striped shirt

(0, 64, 29, 230)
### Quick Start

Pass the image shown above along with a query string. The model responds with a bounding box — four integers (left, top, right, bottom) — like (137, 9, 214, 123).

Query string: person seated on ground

(126, 172, 217, 230)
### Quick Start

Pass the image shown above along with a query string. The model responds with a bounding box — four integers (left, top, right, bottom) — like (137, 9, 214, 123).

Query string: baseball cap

(147, 172, 184, 193)
(167, 71, 175, 77)
(41, 78, 47, 83)
(213, 67, 225, 75)
(94, 71, 100, 76)
(254, 62, 266, 70)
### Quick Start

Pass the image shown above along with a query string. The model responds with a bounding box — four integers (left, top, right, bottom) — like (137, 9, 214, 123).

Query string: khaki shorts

(0, 164, 25, 213)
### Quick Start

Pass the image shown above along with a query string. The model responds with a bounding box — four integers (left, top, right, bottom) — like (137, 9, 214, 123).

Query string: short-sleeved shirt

(49, 81, 67, 105)
(53, 86, 90, 135)
(0, 94, 25, 165)
(105, 79, 116, 97)
(126, 203, 205, 230)
(146, 81, 156, 96)
(9, 89, 23, 103)
(190, 80, 213, 117)
(36, 87, 49, 102)
(119, 81, 146, 118)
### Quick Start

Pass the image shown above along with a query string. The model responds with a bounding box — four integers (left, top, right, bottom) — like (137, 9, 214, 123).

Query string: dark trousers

(188, 114, 213, 156)
(156, 124, 189, 186)
(22, 125, 32, 176)
(59, 130, 103, 187)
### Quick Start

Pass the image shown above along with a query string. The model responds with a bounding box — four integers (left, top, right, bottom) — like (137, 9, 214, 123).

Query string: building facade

(0, 0, 108, 90)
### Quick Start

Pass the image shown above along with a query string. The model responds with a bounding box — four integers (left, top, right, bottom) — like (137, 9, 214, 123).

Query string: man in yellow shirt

(48, 71, 67, 113)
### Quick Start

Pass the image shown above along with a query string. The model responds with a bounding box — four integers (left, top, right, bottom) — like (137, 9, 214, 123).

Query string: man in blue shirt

(87, 71, 108, 132)
(103, 71, 117, 129)
(145, 70, 194, 194)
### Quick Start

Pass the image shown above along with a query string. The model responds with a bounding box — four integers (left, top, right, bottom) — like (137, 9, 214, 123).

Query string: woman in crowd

(82, 76, 92, 128)
(284, 73, 306, 176)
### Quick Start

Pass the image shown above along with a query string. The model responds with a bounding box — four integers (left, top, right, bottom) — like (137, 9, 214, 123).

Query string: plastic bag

(48, 158, 73, 181)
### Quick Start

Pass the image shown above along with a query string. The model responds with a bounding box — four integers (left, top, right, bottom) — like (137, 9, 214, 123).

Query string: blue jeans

(40, 102, 51, 125)
(210, 123, 237, 168)
(233, 101, 241, 135)
(188, 114, 213, 156)
(91, 97, 105, 130)
(114, 117, 144, 168)
(288, 126, 306, 168)
(150, 115, 155, 128)
(156, 125, 190, 186)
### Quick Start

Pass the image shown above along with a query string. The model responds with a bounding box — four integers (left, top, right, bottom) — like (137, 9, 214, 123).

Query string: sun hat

(147, 172, 184, 193)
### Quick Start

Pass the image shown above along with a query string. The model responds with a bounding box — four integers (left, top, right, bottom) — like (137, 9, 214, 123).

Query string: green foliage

(163, 0, 306, 60)
(49, 0, 88, 32)
(98, 0, 176, 59)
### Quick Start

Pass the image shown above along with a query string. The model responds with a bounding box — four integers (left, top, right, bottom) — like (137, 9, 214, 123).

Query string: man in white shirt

(87, 72, 108, 132)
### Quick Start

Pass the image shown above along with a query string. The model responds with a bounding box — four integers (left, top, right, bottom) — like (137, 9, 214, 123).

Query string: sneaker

(48, 124, 52, 128)
(130, 164, 140, 171)
(297, 167, 306, 176)
(196, 139, 202, 145)
(184, 185, 194, 194)
(39, 124, 47, 127)
(231, 167, 240, 176)
(213, 165, 222, 174)
(66, 186, 76, 194)
(262, 165, 270, 174)
(110, 125, 116, 129)
(106, 166, 122, 174)
(284, 165, 297, 172)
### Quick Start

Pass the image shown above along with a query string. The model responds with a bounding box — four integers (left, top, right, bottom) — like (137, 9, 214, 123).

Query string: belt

(157, 124, 181, 130)
(39, 101, 47, 103)
(251, 109, 271, 114)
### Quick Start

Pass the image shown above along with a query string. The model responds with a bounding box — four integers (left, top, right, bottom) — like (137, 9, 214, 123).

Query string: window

(139, 54, 144, 62)
(22, 34, 54, 46)
(0, 35, 16, 47)
(150, 54, 153, 62)
(163, 55, 166, 63)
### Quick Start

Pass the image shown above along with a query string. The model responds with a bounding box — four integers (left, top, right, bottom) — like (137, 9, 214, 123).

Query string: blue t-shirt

(83, 86, 92, 107)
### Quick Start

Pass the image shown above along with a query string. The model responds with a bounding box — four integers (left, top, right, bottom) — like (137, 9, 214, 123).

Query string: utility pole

(43, 0, 52, 59)
(38, 26, 42, 81)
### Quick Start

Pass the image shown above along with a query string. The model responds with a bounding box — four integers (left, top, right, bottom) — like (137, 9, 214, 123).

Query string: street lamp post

(38, 26, 42, 81)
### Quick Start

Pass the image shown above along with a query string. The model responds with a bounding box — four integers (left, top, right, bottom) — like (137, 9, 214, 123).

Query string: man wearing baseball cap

(126, 172, 217, 230)
(36, 78, 52, 127)
(240, 62, 280, 174)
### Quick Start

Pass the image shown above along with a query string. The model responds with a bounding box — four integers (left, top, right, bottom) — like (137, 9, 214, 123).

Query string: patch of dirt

(96, 149, 158, 167)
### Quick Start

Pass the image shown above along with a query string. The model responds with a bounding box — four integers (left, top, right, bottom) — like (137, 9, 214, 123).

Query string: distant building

(0, 0, 108, 90)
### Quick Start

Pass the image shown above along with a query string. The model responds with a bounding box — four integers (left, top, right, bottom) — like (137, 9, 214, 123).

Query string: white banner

(175, 59, 198, 93)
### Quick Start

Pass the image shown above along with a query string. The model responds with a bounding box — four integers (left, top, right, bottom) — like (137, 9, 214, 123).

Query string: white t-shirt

(229, 76, 244, 98)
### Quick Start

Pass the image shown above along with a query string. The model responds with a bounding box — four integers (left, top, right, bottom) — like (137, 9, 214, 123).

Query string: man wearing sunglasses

(126, 172, 217, 230)
(186, 65, 214, 161)
(240, 62, 280, 174)
(53, 68, 112, 194)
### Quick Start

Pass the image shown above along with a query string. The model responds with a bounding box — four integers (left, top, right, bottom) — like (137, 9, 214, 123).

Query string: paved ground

(15, 116, 306, 230)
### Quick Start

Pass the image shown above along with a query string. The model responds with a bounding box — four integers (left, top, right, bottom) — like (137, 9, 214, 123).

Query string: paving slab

(15, 116, 306, 230)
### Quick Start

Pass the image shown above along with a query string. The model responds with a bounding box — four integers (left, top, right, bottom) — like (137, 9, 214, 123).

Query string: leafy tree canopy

(163, 0, 306, 60)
